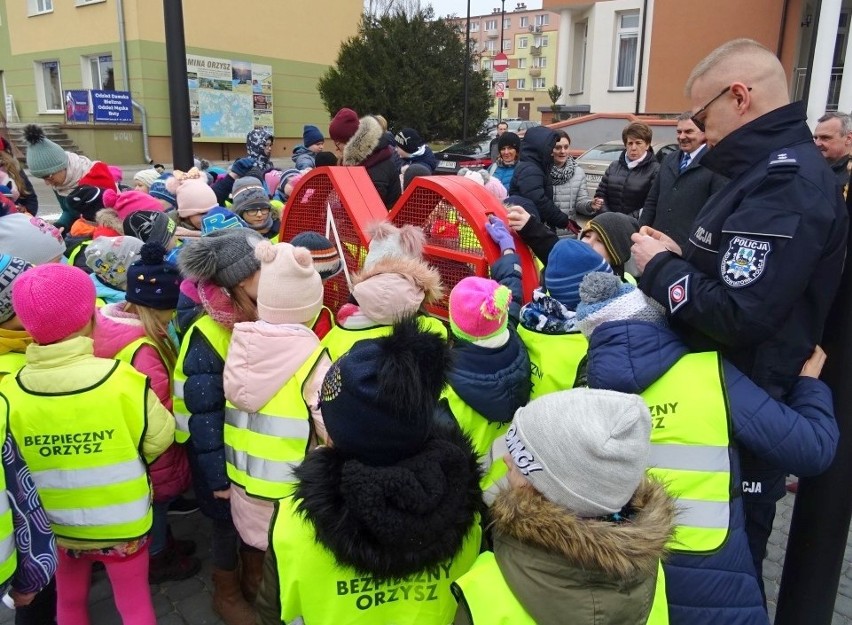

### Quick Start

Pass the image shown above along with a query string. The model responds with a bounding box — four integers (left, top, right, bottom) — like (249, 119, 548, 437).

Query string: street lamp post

(498, 0, 506, 123)
(463, 0, 471, 141)
(162, 0, 193, 170)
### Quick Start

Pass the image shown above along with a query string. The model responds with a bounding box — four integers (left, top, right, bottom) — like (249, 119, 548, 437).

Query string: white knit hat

(254, 241, 323, 325)
(507, 388, 651, 517)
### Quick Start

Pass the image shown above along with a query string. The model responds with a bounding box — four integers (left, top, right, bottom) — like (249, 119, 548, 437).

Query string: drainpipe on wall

(777, 0, 791, 58)
(117, 0, 152, 164)
(634, 0, 649, 114)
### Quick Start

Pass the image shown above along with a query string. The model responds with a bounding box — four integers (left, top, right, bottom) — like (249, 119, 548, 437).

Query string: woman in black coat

(591, 122, 659, 219)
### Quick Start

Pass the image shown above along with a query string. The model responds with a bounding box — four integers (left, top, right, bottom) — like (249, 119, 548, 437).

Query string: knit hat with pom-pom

(363, 221, 425, 270)
(575, 271, 666, 338)
(255, 241, 323, 325)
(449, 276, 511, 343)
(23, 124, 67, 178)
(102, 188, 164, 221)
(178, 228, 264, 289)
(126, 242, 182, 310)
(166, 168, 218, 218)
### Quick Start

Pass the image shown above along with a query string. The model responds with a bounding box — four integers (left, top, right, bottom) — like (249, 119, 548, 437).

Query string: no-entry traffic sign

(493, 52, 509, 73)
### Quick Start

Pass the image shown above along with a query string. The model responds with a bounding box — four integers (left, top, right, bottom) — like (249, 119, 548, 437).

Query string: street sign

(493, 52, 509, 73)
(491, 71, 508, 82)
(495, 82, 505, 98)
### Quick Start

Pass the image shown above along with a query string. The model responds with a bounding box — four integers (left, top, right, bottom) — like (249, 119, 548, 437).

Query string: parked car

(433, 135, 493, 175)
(576, 140, 679, 196)
(487, 120, 541, 137)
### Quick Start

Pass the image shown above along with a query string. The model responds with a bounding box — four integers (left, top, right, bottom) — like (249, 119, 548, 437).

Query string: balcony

(486, 29, 499, 39)
(791, 66, 842, 111)
(529, 67, 542, 77)
(530, 45, 542, 56)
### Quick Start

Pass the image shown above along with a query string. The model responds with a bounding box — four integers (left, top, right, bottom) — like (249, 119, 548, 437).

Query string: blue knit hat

(149, 175, 177, 208)
(302, 125, 324, 147)
(544, 239, 612, 310)
(126, 243, 181, 310)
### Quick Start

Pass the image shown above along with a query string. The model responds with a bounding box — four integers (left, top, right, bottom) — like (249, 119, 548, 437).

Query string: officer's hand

(506, 204, 531, 231)
(800, 345, 827, 379)
(630, 233, 670, 273)
(639, 226, 682, 256)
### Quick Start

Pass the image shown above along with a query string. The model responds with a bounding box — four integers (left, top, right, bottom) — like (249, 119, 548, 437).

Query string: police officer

(631, 38, 848, 598)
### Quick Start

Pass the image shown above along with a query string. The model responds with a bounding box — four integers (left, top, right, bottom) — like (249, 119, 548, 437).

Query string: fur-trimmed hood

(493, 476, 675, 579)
(349, 256, 444, 325)
(95, 208, 123, 235)
(293, 420, 484, 580)
(342, 115, 384, 166)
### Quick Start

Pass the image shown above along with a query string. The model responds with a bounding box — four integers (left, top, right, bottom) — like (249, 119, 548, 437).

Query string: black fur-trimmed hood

(293, 421, 484, 580)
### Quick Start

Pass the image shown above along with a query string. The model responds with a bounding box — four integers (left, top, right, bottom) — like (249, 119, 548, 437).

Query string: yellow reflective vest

(173, 315, 231, 443)
(3, 361, 153, 542)
(224, 347, 326, 500)
(642, 351, 732, 553)
(441, 386, 509, 474)
(271, 495, 481, 624)
(453, 551, 669, 625)
(321, 316, 447, 361)
(517, 326, 587, 400)
(0, 352, 26, 380)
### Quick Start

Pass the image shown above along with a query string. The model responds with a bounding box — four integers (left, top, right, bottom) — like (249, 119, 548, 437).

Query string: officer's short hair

(817, 112, 852, 136)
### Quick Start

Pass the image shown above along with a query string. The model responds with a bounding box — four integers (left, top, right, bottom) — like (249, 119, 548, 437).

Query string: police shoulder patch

(768, 148, 799, 171)
(668, 275, 690, 314)
(721, 236, 772, 288)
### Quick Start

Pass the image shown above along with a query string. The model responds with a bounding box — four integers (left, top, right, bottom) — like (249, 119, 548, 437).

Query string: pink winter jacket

(223, 320, 330, 550)
(93, 303, 191, 502)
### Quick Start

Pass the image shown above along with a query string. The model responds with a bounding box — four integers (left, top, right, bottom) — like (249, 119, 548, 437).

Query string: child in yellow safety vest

(92, 242, 199, 585)
(453, 389, 676, 625)
(222, 240, 331, 602)
(3, 263, 174, 625)
(0, 255, 35, 380)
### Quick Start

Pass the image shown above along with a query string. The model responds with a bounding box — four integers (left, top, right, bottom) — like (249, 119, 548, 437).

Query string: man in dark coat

(631, 38, 848, 599)
(639, 112, 728, 248)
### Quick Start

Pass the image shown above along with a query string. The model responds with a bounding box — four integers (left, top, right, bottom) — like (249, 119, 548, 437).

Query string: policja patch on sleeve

(667, 275, 689, 314)
(721, 236, 772, 288)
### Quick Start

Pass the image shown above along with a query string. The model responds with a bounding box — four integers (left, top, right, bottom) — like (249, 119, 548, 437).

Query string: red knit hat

(13, 264, 95, 344)
(79, 161, 118, 192)
(329, 108, 360, 144)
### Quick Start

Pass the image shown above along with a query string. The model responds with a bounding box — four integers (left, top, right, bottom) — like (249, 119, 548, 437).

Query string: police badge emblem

(721, 236, 772, 288)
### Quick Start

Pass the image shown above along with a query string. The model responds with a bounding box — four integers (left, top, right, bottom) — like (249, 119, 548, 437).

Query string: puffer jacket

(595, 149, 660, 217)
(552, 160, 593, 220)
(93, 303, 191, 502)
(489, 159, 516, 190)
(455, 477, 675, 625)
(586, 320, 838, 625)
(291, 145, 315, 171)
(342, 115, 401, 209)
(223, 321, 330, 550)
(509, 126, 570, 230)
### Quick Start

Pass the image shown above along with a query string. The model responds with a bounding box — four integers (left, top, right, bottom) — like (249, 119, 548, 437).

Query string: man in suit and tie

(639, 112, 728, 247)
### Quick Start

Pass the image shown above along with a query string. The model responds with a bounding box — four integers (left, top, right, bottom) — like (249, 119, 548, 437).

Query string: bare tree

(365, 0, 425, 18)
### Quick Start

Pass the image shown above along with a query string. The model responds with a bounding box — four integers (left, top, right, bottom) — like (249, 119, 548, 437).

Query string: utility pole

(497, 0, 506, 123)
(463, 0, 471, 141)
(163, 0, 193, 170)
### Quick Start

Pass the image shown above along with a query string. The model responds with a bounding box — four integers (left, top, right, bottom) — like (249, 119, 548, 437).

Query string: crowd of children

(0, 117, 837, 625)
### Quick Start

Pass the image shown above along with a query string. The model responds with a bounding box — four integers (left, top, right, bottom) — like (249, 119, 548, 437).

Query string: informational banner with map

(186, 54, 273, 142)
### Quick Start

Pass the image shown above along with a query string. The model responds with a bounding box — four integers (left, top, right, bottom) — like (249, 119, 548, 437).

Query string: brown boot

(212, 567, 256, 625)
(239, 548, 266, 604)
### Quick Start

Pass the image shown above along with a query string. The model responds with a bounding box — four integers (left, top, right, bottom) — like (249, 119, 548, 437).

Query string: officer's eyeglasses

(691, 85, 752, 132)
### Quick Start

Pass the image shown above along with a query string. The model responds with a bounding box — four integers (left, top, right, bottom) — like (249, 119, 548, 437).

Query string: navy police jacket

(640, 101, 848, 402)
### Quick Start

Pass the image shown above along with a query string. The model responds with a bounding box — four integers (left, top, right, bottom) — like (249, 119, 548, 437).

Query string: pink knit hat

(102, 189, 164, 220)
(254, 240, 323, 325)
(264, 170, 284, 194)
(449, 276, 511, 342)
(12, 264, 95, 345)
(166, 168, 218, 218)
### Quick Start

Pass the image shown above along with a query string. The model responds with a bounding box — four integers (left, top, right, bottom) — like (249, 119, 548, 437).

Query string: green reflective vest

(224, 347, 326, 500)
(517, 326, 587, 400)
(453, 551, 669, 625)
(442, 387, 510, 475)
(0, 410, 16, 586)
(173, 315, 232, 443)
(271, 495, 481, 625)
(642, 351, 731, 554)
(321, 316, 447, 361)
(4, 361, 153, 541)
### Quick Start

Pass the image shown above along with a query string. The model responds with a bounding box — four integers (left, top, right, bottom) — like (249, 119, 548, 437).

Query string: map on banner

(187, 54, 273, 141)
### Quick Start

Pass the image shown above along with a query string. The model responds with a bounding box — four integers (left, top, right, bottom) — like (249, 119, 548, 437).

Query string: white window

(533, 77, 546, 89)
(533, 56, 547, 68)
(75, 0, 106, 5)
(518, 37, 528, 49)
(540, 36, 549, 47)
(35, 61, 62, 112)
(482, 59, 492, 71)
(503, 17, 511, 29)
(613, 11, 640, 89)
(486, 19, 497, 31)
(535, 14, 549, 26)
(27, 0, 53, 16)
(503, 39, 511, 50)
(470, 21, 479, 32)
(570, 21, 587, 94)
(516, 78, 526, 90)
(486, 39, 496, 52)
(83, 54, 115, 90)
(517, 58, 527, 69)
(519, 16, 528, 28)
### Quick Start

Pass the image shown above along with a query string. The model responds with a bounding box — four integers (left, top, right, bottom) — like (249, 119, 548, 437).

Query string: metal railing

(791, 66, 842, 111)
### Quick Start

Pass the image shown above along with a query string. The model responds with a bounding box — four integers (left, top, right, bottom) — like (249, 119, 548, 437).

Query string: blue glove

(486, 216, 515, 253)
(230, 157, 256, 177)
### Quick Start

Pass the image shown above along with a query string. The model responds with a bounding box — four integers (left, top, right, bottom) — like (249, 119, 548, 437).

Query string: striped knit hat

(575, 272, 666, 338)
(544, 239, 612, 310)
(290, 232, 342, 281)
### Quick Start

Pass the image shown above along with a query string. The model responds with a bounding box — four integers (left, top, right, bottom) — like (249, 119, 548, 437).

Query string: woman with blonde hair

(0, 147, 38, 215)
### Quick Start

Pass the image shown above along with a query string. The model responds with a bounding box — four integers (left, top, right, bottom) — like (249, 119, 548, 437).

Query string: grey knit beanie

(178, 228, 264, 288)
(231, 176, 271, 215)
(575, 272, 666, 339)
(23, 125, 67, 178)
(507, 388, 651, 517)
